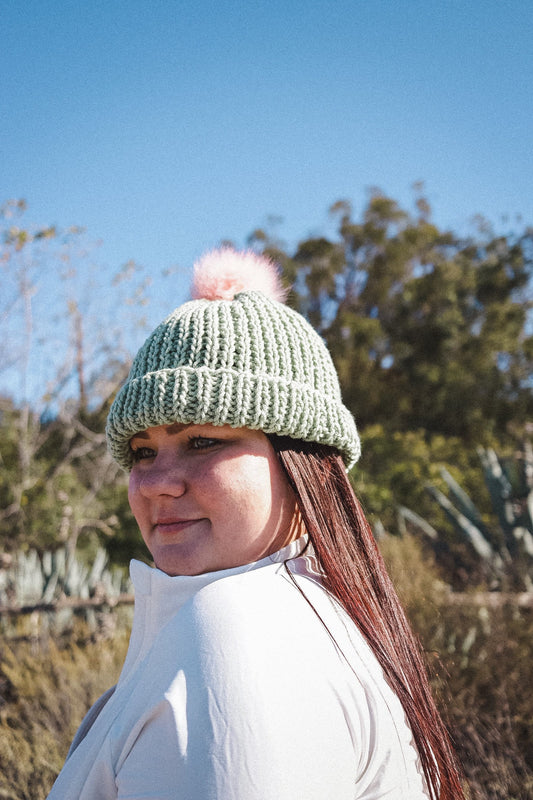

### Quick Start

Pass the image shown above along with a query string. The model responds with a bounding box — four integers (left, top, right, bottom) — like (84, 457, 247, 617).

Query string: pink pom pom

(191, 248, 287, 303)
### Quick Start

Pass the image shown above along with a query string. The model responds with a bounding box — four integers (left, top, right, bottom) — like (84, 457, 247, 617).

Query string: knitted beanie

(106, 249, 360, 470)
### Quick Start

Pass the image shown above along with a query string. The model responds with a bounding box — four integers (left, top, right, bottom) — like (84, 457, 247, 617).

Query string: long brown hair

(269, 435, 465, 800)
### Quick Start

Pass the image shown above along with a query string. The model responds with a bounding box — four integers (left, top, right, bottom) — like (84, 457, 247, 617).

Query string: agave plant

(399, 443, 533, 591)
(0, 546, 132, 637)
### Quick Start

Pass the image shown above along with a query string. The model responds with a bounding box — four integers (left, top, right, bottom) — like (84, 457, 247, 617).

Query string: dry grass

(0, 623, 129, 800)
(381, 533, 533, 800)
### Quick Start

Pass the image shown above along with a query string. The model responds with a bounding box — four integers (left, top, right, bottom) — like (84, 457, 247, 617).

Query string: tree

(255, 188, 533, 444)
(0, 200, 149, 559)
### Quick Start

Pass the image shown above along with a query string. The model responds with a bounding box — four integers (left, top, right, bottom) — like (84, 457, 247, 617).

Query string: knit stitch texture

(106, 290, 360, 469)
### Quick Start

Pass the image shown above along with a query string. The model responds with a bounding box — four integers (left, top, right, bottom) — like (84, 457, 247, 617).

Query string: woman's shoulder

(143, 555, 394, 715)
(184, 557, 326, 631)
(177, 561, 309, 639)
(174, 559, 372, 683)
(148, 559, 337, 676)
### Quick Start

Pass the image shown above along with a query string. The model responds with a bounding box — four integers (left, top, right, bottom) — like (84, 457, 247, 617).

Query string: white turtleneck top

(47, 538, 428, 799)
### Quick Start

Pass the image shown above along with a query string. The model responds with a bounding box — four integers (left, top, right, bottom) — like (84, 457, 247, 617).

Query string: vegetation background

(1, 191, 533, 799)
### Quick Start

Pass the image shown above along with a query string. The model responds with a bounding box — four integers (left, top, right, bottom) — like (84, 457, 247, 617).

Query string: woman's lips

(154, 519, 202, 535)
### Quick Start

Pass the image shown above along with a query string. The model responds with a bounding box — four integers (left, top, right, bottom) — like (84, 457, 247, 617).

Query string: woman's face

(128, 422, 301, 576)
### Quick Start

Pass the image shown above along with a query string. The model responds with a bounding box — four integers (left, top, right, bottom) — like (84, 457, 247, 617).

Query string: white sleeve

(115, 576, 358, 800)
(116, 573, 427, 800)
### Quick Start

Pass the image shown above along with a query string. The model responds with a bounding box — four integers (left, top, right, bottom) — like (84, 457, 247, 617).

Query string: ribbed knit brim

(106, 290, 360, 470)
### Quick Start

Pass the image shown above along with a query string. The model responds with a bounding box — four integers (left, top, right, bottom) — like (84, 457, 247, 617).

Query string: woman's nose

(138, 456, 187, 498)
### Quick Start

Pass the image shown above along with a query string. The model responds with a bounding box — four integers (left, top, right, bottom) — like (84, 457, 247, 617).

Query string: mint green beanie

(106, 249, 360, 470)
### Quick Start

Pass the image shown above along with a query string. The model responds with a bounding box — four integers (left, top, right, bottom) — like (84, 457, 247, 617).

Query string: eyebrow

(130, 422, 192, 440)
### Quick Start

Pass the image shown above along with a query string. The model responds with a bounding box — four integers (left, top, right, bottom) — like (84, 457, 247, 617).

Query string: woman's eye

(189, 436, 218, 450)
(131, 446, 156, 462)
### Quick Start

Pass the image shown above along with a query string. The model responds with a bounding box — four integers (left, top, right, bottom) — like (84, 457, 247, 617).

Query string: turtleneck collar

(118, 536, 309, 689)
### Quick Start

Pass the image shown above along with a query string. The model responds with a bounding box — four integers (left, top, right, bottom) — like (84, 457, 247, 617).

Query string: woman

(47, 249, 464, 799)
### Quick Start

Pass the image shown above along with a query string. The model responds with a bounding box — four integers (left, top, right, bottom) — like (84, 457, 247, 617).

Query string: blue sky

(2, 0, 532, 350)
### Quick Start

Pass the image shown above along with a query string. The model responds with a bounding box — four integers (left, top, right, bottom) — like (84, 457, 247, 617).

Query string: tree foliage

(254, 188, 533, 443)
